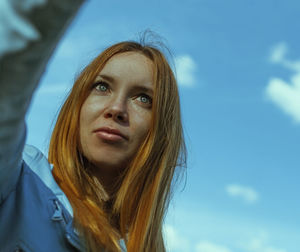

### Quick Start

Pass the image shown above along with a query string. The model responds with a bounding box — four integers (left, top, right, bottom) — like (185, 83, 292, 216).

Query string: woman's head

(79, 52, 154, 183)
(49, 40, 186, 252)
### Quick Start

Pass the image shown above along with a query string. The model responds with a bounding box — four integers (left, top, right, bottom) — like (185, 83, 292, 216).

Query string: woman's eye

(137, 94, 152, 105)
(94, 81, 109, 92)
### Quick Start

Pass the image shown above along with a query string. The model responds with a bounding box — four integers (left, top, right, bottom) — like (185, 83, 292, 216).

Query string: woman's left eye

(136, 94, 152, 105)
(93, 81, 109, 92)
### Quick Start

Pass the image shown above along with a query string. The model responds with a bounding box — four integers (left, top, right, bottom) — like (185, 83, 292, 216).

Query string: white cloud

(36, 83, 71, 95)
(163, 223, 288, 252)
(266, 42, 300, 124)
(174, 54, 197, 87)
(266, 73, 300, 123)
(164, 225, 191, 252)
(269, 42, 300, 72)
(240, 232, 287, 252)
(56, 36, 99, 61)
(269, 42, 288, 64)
(226, 184, 259, 204)
(196, 241, 232, 252)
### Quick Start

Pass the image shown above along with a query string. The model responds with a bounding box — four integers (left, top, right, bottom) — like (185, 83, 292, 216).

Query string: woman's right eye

(93, 81, 109, 92)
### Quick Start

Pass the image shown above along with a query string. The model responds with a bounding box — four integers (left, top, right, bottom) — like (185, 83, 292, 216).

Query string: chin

(88, 152, 127, 171)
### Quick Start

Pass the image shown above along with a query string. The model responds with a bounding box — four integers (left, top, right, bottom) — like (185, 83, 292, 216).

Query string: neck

(90, 164, 124, 198)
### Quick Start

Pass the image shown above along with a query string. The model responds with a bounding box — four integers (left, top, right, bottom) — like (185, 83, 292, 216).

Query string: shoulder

(23, 145, 52, 172)
(22, 145, 56, 187)
(22, 145, 74, 217)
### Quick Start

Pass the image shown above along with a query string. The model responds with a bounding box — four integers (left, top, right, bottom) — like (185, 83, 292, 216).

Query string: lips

(93, 127, 128, 142)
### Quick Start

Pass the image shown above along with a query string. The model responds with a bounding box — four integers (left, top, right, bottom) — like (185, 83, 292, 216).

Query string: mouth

(93, 127, 128, 142)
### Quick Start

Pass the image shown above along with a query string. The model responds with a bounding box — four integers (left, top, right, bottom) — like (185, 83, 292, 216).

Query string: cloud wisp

(239, 231, 287, 252)
(269, 43, 288, 64)
(196, 241, 232, 252)
(266, 42, 300, 124)
(226, 184, 259, 204)
(269, 42, 300, 72)
(174, 54, 197, 87)
(164, 225, 191, 252)
(164, 225, 231, 252)
(266, 74, 300, 123)
(37, 83, 71, 95)
(164, 224, 288, 252)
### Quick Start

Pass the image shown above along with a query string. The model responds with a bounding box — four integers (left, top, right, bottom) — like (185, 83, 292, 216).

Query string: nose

(104, 97, 129, 124)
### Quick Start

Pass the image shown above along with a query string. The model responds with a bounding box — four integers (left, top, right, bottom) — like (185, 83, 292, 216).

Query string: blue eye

(94, 81, 109, 92)
(137, 94, 152, 105)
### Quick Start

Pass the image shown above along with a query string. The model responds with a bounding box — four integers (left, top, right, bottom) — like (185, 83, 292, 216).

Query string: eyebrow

(133, 85, 153, 95)
(97, 74, 115, 83)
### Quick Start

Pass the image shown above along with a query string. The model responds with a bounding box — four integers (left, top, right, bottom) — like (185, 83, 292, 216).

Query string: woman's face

(79, 52, 153, 174)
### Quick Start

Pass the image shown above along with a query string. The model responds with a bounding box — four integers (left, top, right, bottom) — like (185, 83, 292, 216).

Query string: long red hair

(48, 41, 186, 251)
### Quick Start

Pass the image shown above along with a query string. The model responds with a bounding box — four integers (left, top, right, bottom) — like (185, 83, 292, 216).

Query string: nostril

(104, 108, 128, 122)
(105, 112, 113, 118)
(117, 115, 124, 121)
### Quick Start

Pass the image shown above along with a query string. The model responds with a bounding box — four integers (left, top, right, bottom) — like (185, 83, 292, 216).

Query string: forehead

(99, 52, 154, 84)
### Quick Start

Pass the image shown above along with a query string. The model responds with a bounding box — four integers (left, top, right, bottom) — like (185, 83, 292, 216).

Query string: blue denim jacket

(0, 1, 127, 251)
(0, 145, 84, 251)
(0, 0, 86, 251)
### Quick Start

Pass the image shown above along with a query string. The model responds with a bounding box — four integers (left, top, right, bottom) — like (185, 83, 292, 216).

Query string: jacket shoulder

(23, 145, 51, 170)
(22, 145, 73, 217)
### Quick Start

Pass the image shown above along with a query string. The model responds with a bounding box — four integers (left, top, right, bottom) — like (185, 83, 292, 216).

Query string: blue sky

(26, 0, 300, 251)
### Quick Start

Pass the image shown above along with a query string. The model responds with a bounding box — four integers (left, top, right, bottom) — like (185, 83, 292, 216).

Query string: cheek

(131, 109, 152, 142)
(79, 104, 88, 150)
(80, 97, 102, 125)
(79, 100, 96, 146)
(79, 103, 90, 134)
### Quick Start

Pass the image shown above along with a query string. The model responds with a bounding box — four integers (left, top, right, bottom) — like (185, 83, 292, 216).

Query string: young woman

(0, 1, 186, 251)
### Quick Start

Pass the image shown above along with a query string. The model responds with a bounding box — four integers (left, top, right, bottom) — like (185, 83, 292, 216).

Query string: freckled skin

(79, 52, 154, 180)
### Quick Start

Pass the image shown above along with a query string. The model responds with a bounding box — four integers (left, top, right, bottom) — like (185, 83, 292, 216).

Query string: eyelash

(93, 81, 109, 92)
(91, 81, 152, 106)
(136, 94, 152, 105)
